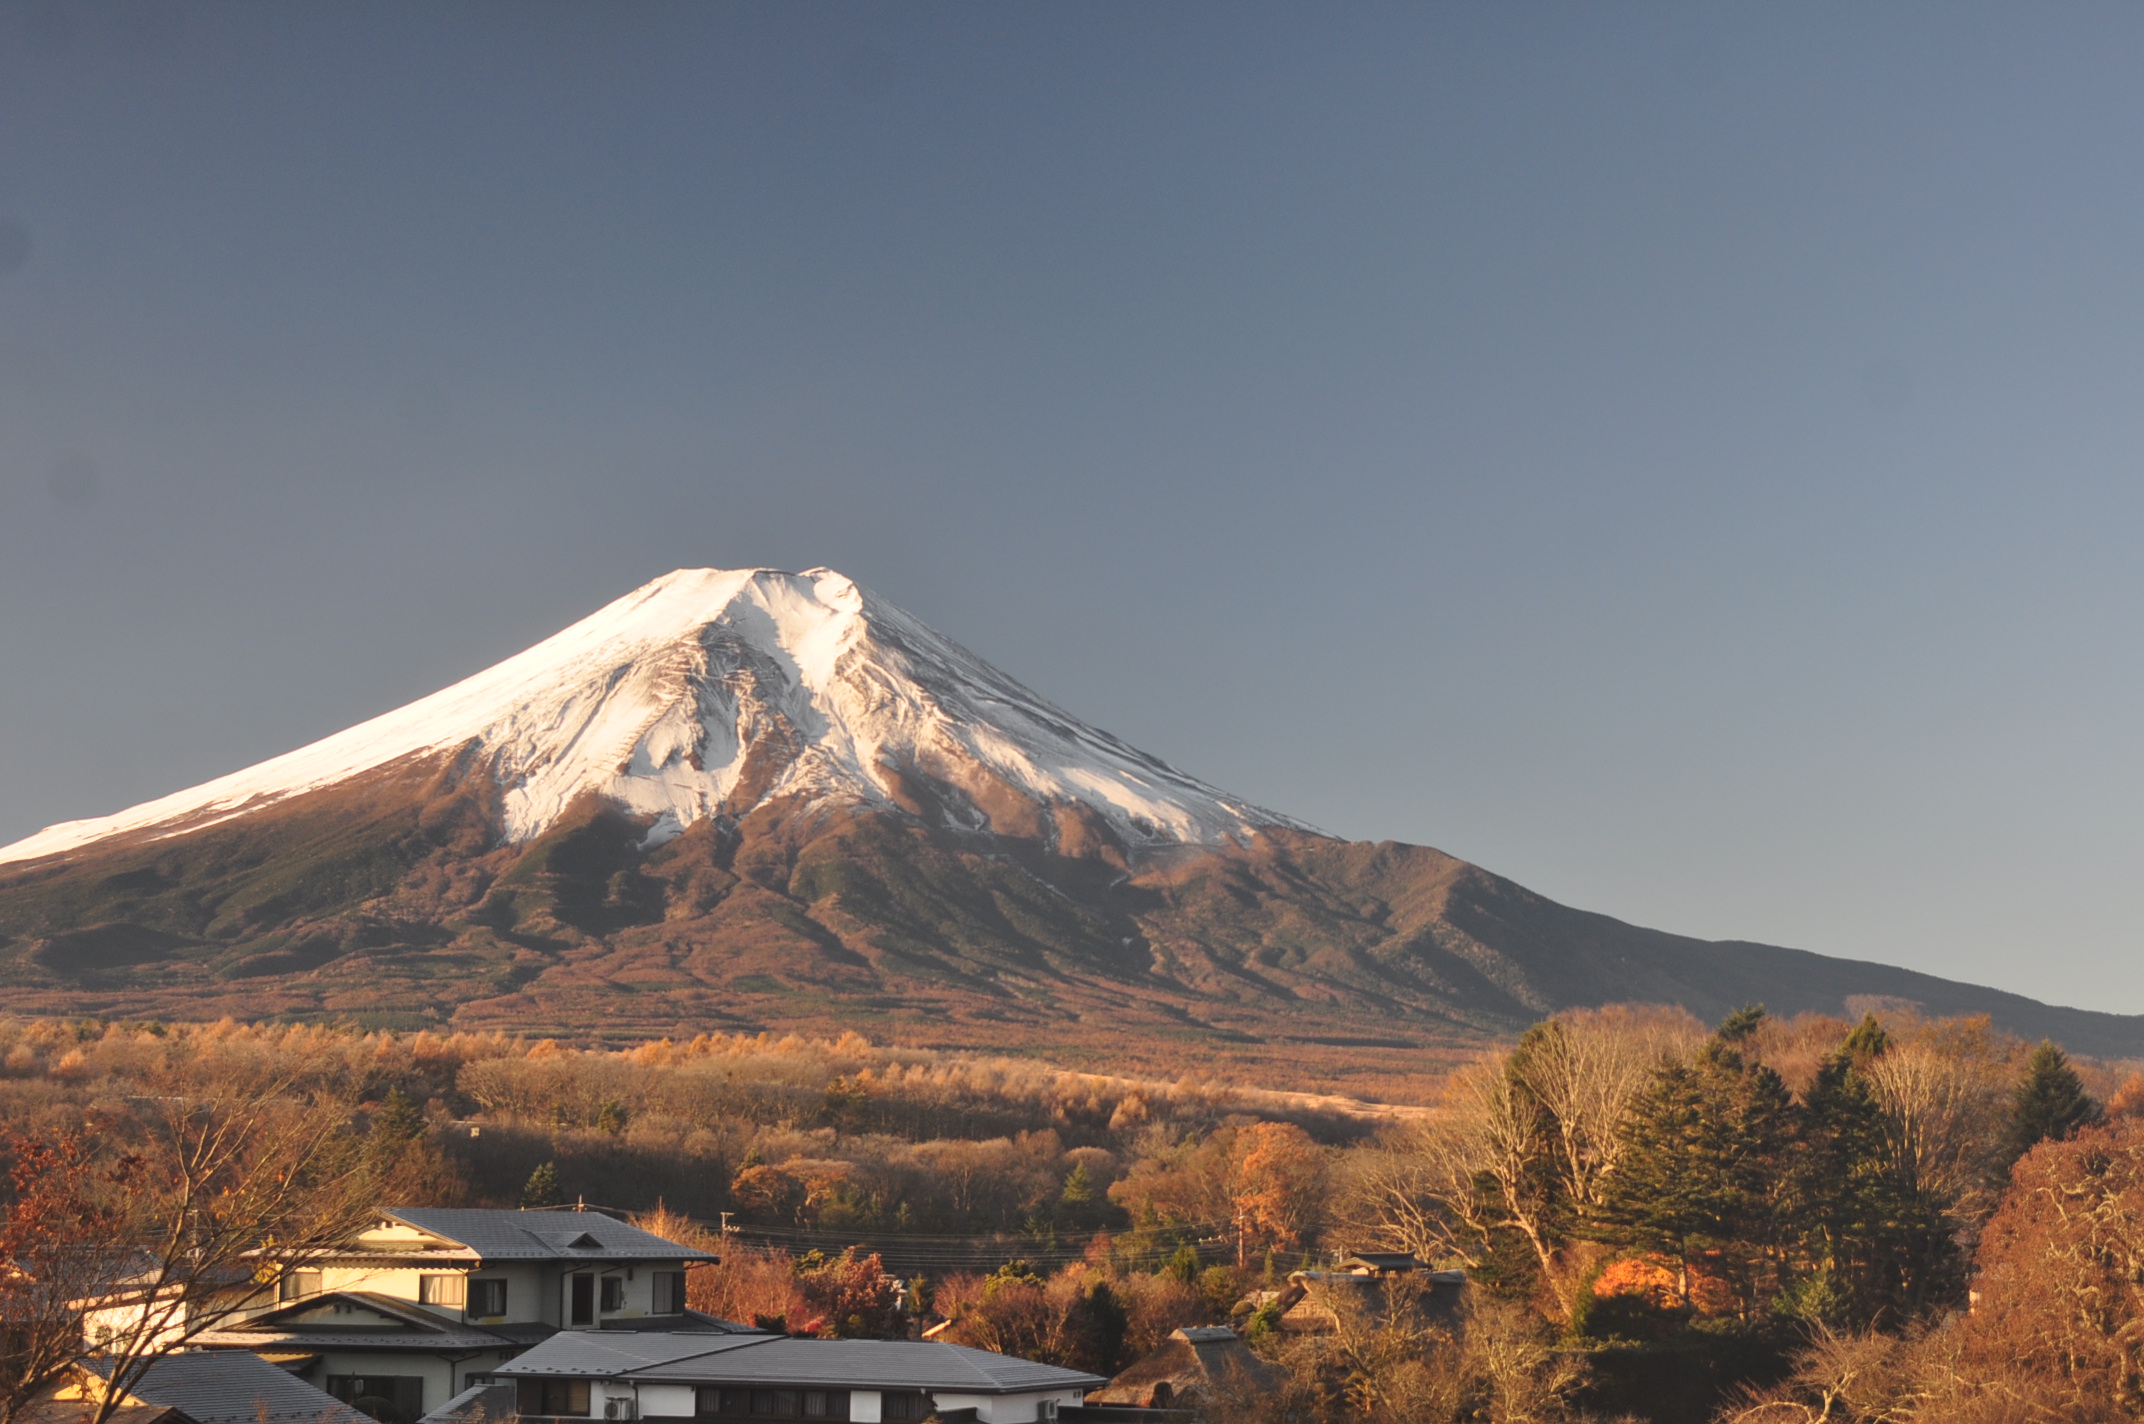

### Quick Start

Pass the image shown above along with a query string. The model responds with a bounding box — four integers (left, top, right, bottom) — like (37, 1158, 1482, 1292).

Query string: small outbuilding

(1271, 1264, 1467, 1335)
(1085, 1327, 1273, 1411)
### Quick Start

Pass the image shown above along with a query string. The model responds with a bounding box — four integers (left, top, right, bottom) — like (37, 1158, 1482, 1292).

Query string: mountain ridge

(2, 566, 2136, 1077)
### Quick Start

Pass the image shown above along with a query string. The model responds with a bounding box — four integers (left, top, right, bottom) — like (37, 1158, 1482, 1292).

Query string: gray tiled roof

(496, 1333, 770, 1377)
(376, 1210, 714, 1264)
(497, 1333, 1105, 1395)
(97, 1350, 371, 1424)
(417, 1383, 516, 1424)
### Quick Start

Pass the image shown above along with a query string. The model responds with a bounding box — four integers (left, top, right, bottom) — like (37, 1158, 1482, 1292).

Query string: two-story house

(196, 1209, 740, 1423)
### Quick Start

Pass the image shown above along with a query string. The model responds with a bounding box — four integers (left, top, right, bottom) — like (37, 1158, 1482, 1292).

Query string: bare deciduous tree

(1333, 1006, 1701, 1292)
(1861, 1038, 2010, 1226)
(1328, 1127, 1490, 1269)
(37, 1046, 397, 1424)
(1506, 1006, 1702, 1225)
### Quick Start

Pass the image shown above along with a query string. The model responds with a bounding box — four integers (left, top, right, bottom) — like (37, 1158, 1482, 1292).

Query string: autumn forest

(0, 1007, 2137, 1424)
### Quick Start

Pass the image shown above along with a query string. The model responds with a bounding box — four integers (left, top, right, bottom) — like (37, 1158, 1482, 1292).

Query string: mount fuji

(0, 568, 1303, 867)
(2, 567, 2138, 1078)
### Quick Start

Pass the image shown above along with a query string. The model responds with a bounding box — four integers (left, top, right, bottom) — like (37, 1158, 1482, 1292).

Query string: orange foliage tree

(1965, 1117, 2144, 1415)
(1228, 1123, 1327, 1263)
(0, 1128, 139, 1424)
(1110, 1122, 1328, 1267)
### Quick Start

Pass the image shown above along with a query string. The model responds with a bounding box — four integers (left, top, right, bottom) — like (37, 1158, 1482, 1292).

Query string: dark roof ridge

(377, 1208, 715, 1263)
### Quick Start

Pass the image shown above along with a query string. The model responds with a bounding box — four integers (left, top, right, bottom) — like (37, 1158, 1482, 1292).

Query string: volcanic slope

(1, 567, 2137, 1086)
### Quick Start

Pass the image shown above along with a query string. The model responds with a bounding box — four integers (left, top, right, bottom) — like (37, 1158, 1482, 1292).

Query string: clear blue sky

(4, 4, 2143, 1012)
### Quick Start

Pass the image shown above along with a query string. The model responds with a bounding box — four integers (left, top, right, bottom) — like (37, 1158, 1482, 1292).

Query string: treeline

(0, 1017, 1387, 1242)
(1322, 1003, 2141, 1422)
(7, 1009, 2144, 1420)
(1332, 1004, 2050, 1328)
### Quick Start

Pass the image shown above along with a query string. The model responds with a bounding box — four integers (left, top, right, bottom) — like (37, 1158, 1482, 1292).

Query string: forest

(0, 1005, 2139, 1423)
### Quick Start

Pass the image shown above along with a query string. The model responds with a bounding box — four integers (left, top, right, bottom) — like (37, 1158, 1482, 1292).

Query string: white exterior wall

(846, 1392, 881, 1423)
(80, 1298, 190, 1354)
(607, 1263, 671, 1321)
(930, 1390, 1083, 1423)
(554, 1263, 677, 1323)
(307, 1347, 526, 1400)
(319, 1264, 436, 1299)
(469, 1263, 553, 1325)
(634, 1384, 697, 1417)
(304, 1259, 667, 1328)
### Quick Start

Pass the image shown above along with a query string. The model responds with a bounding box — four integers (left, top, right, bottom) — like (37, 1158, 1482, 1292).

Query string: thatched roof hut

(1087, 1326, 1276, 1410)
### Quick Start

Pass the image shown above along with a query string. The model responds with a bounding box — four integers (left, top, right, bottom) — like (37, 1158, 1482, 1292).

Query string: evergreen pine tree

(1715, 1003, 1767, 1044)
(1059, 1161, 1098, 1213)
(363, 1087, 427, 1174)
(2004, 1040, 2102, 1164)
(1593, 1009, 1793, 1318)
(1840, 1013, 1891, 1064)
(1789, 1041, 1957, 1328)
(521, 1160, 561, 1208)
(375, 1087, 424, 1142)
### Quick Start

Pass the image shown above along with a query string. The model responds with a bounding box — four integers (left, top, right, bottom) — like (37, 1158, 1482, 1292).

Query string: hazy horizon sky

(5, 5, 2144, 1013)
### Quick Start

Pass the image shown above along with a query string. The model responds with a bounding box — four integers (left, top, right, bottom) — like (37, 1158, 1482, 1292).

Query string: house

(195, 1209, 732, 1422)
(1268, 1265, 1466, 1335)
(31, 1349, 372, 1424)
(71, 1253, 267, 1357)
(496, 1328, 1106, 1424)
(1084, 1326, 1273, 1411)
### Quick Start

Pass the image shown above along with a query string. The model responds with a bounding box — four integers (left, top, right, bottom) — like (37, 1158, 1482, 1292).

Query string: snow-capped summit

(0, 568, 1306, 867)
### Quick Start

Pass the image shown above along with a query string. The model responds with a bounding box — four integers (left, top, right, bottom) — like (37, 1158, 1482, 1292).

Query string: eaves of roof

(197, 1334, 518, 1353)
(500, 1334, 1105, 1395)
(195, 1292, 519, 1353)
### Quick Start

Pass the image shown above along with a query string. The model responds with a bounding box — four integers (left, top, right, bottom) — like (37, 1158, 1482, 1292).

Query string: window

(599, 1276, 626, 1312)
(516, 1380, 591, 1417)
(570, 1274, 595, 1326)
(691, 1389, 844, 1421)
(881, 1396, 926, 1423)
(469, 1278, 508, 1317)
(418, 1274, 466, 1308)
(652, 1271, 685, 1314)
(279, 1269, 322, 1301)
(328, 1376, 426, 1424)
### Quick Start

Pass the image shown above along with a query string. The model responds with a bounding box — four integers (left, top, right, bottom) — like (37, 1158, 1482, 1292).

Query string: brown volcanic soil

(5, 754, 2143, 1094)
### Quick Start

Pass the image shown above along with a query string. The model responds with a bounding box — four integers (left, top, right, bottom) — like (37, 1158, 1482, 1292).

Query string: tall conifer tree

(1594, 1008, 1793, 1317)
(1789, 1025, 1958, 1328)
(2003, 1040, 2101, 1165)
